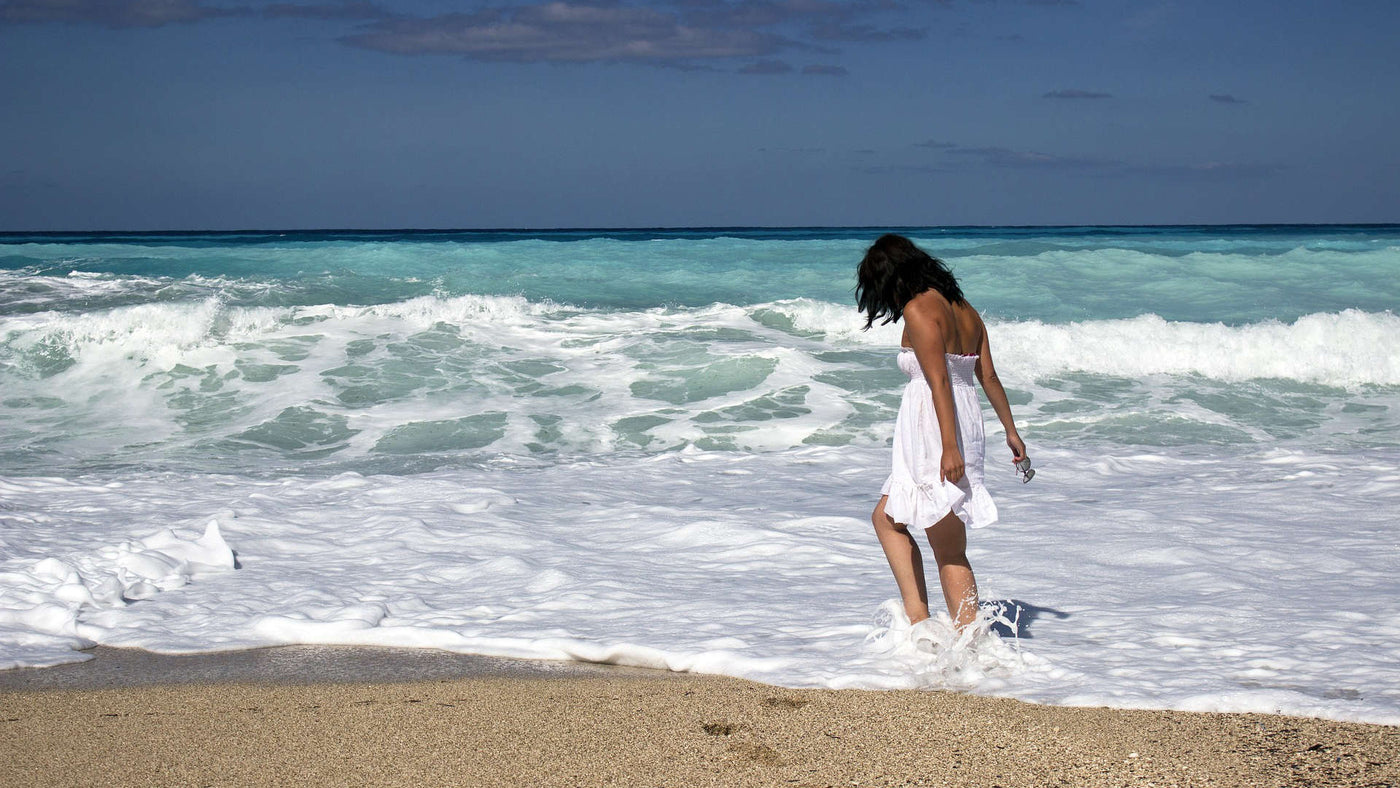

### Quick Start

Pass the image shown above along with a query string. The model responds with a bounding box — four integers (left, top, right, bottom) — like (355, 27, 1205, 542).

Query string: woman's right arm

(904, 294, 966, 484)
(973, 312, 1027, 462)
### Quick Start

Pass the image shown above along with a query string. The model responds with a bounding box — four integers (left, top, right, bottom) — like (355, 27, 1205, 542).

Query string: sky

(1, 0, 1397, 229)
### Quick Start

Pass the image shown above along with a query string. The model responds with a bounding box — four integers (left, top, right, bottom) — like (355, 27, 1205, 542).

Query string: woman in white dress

(856, 234, 1029, 630)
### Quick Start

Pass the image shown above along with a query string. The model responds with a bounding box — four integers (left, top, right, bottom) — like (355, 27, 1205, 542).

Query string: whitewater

(1, 226, 1397, 724)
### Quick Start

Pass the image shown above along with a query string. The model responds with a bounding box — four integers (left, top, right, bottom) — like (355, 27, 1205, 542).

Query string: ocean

(1, 226, 1397, 724)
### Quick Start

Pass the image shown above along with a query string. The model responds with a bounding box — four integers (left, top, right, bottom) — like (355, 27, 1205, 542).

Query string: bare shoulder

(902, 291, 957, 351)
(961, 301, 987, 332)
(903, 289, 953, 324)
(949, 300, 986, 354)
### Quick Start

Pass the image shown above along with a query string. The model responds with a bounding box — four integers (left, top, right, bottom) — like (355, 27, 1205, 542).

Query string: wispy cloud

(0, 0, 233, 28)
(912, 140, 1111, 170)
(1209, 93, 1248, 105)
(261, 2, 389, 21)
(739, 58, 793, 74)
(0, 0, 1058, 70)
(910, 140, 1280, 179)
(334, 0, 931, 66)
(1136, 161, 1281, 178)
(948, 145, 1108, 169)
(808, 21, 924, 42)
(682, 0, 925, 43)
(1043, 88, 1112, 99)
(341, 3, 788, 63)
(862, 163, 953, 175)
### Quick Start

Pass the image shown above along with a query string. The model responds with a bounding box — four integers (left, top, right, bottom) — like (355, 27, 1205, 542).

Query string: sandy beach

(2, 648, 1396, 787)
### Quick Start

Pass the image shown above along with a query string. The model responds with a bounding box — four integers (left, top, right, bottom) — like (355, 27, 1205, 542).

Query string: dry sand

(2, 652, 1397, 787)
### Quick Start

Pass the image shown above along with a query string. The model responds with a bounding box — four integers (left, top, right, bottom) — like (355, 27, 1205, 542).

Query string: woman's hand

(1006, 433, 1027, 462)
(940, 446, 965, 484)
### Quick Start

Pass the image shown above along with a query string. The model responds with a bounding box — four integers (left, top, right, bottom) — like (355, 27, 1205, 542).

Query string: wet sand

(1, 647, 1396, 787)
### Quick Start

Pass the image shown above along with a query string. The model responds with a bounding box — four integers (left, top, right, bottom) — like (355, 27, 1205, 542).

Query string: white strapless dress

(880, 349, 998, 529)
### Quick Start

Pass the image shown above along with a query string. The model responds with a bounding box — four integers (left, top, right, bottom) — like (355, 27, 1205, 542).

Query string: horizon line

(3, 222, 1398, 236)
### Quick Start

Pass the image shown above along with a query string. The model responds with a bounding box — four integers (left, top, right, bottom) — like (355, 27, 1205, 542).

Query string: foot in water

(866, 598, 1028, 687)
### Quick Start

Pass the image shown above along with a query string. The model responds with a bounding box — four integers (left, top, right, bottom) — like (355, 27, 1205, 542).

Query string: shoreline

(2, 648, 1396, 787)
(0, 645, 670, 692)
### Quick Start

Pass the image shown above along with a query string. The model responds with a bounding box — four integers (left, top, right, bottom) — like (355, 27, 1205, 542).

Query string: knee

(933, 548, 968, 567)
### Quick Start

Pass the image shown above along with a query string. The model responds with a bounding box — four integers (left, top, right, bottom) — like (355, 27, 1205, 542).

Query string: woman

(856, 234, 1028, 631)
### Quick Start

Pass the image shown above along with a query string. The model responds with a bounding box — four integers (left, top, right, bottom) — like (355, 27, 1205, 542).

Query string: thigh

(924, 510, 967, 562)
(872, 495, 906, 532)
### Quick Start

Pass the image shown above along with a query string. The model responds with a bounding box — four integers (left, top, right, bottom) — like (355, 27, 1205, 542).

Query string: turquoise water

(4, 227, 1400, 723)
(1, 225, 1397, 475)
(5, 225, 1398, 319)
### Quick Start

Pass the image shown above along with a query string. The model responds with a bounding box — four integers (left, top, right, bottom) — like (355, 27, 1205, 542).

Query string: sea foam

(7, 295, 1396, 387)
(1, 445, 1397, 723)
(2, 296, 1395, 477)
(0, 517, 233, 669)
(2, 227, 1398, 725)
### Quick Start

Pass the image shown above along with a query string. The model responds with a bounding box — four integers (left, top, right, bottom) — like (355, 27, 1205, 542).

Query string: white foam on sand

(0, 515, 234, 669)
(1, 444, 1397, 725)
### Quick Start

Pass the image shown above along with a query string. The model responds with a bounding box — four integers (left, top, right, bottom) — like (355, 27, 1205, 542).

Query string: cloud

(1190, 162, 1277, 176)
(917, 140, 1280, 179)
(338, 0, 929, 65)
(1209, 93, 1248, 105)
(910, 139, 1114, 169)
(261, 2, 389, 21)
(653, 60, 723, 72)
(808, 21, 924, 42)
(0, 0, 233, 27)
(1042, 88, 1112, 99)
(0, 0, 980, 71)
(1135, 161, 1281, 178)
(340, 3, 789, 63)
(948, 145, 1108, 169)
(739, 58, 793, 74)
(862, 163, 953, 174)
(679, 0, 924, 42)
(966, 0, 1080, 5)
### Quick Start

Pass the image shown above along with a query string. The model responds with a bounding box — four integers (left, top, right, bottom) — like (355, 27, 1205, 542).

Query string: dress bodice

(897, 348, 978, 388)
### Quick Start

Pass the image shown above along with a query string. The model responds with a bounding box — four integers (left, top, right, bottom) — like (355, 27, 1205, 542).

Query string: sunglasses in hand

(1014, 457, 1035, 484)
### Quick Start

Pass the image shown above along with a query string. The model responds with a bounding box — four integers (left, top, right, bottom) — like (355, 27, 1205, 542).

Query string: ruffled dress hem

(881, 475, 998, 530)
(879, 350, 999, 530)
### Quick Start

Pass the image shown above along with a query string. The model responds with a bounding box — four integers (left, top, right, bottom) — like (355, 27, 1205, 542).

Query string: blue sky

(2, 0, 1396, 229)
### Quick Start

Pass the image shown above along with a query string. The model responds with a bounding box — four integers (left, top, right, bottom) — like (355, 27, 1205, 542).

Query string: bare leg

(925, 510, 979, 630)
(871, 496, 931, 624)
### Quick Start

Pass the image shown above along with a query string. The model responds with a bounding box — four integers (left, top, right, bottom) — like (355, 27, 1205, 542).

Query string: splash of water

(863, 598, 1027, 689)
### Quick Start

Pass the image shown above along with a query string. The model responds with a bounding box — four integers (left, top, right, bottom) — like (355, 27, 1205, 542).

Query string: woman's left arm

(973, 311, 1027, 462)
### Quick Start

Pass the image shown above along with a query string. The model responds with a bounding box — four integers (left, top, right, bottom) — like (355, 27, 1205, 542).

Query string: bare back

(900, 291, 984, 356)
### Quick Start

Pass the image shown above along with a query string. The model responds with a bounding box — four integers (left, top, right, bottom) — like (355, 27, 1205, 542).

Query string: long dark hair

(855, 234, 965, 329)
